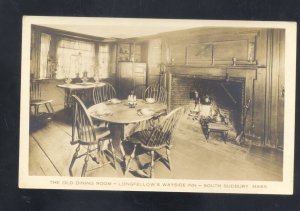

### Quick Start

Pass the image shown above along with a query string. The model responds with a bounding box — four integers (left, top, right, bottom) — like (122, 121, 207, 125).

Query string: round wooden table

(88, 99, 166, 124)
(88, 99, 167, 166)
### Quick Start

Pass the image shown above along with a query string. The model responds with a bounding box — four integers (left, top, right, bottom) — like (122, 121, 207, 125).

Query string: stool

(205, 122, 230, 143)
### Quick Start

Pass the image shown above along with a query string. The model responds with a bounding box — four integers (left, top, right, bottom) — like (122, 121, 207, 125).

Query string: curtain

(56, 38, 95, 79)
(39, 33, 51, 79)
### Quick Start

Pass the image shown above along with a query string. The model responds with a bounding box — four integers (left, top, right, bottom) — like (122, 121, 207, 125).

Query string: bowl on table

(128, 101, 137, 108)
(145, 98, 156, 104)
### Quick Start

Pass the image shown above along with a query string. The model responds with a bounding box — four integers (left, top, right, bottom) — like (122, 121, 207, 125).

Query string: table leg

(64, 89, 72, 109)
(109, 123, 126, 161)
(206, 129, 210, 141)
(223, 131, 228, 143)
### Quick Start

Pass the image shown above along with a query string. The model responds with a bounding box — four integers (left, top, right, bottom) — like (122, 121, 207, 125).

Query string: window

(98, 44, 110, 78)
(55, 39, 95, 79)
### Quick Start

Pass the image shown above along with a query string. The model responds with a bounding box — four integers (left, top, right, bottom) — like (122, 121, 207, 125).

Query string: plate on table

(76, 82, 94, 86)
(91, 104, 112, 116)
(145, 98, 156, 104)
(138, 108, 155, 116)
(108, 98, 121, 104)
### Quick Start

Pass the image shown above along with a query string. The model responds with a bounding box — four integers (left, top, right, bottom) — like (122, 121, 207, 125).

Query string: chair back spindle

(93, 82, 117, 104)
(146, 107, 185, 147)
(72, 95, 96, 144)
(144, 84, 167, 104)
(134, 84, 147, 100)
(30, 80, 42, 101)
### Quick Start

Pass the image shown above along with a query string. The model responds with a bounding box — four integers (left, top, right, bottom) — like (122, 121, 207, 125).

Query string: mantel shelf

(166, 64, 266, 69)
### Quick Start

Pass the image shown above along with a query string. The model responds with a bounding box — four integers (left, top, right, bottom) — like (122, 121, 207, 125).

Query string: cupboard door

(119, 62, 133, 78)
(133, 63, 147, 88)
(117, 62, 146, 99)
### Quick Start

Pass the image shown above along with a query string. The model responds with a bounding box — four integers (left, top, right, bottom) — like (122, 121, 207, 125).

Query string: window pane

(56, 39, 95, 79)
(98, 44, 109, 78)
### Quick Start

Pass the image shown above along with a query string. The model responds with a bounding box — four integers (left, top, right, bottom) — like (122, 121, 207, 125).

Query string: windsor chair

(30, 80, 55, 121)
(69, 95, 116, 177)
(125, 107, 185, 178)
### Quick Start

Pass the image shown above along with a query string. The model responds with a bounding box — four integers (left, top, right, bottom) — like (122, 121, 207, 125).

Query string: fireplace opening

(189, 79, 244, 134)
(170, 75, 245, 137)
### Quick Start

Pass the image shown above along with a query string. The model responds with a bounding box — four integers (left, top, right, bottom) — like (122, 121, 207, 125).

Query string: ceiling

(37, 18, 265, 40)
(40, 24, 196, 39)
(38, 19, 206, 39)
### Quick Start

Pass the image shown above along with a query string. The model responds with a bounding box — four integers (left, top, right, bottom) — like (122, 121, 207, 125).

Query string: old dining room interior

(28, 22, 285, 181)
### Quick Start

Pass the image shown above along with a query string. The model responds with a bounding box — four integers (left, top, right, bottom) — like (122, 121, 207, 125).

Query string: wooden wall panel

(165, 30, 258, 66)
(157, 28, 284, 145)
(169, 44, 186, 65)
(253, 68, 266, 140)
(214, 40, 248, 61)
(186, 44, 212, 64)
(255, 29, 268, 66)
(147, 38, 162, 85)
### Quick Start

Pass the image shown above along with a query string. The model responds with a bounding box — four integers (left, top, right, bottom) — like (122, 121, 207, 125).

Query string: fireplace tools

(235, 99, 251, 144)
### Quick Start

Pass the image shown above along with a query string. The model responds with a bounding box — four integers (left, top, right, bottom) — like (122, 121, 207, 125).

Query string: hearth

(172, 77, 244, 134)
(195, 79, 243, 131)
(166, 65, 257, 138)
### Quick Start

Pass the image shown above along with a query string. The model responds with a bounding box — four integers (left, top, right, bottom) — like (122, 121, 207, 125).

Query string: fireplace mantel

(166, 65, 263, 137)
(167, 65, 260, 80)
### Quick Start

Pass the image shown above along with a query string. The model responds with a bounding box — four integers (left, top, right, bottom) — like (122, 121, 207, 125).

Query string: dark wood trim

(264, 29, 285, 148)
(264, 30, 273, 146)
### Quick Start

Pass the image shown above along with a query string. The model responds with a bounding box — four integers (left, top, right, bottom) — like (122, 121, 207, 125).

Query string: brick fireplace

(166, 65, 257, 137)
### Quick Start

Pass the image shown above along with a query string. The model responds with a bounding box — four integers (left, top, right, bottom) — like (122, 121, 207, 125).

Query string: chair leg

(81, 147, 90, 177)
(49, 103, 55, 113)
(45, 103, 51, 113)
(89, 153, 99, 164)
(69, 145, 80, 177)
(109, 139, 117, 169)
(98, 140, 104, 156)
(150, 150, 155, 178)
(166, 147, 172, 171)
(45, 102, 55, 115)
(97, 140, 105, 165)
(125, 144, 136, 175)
(30, 106, 34, 116)
(34, 105, 39, 116)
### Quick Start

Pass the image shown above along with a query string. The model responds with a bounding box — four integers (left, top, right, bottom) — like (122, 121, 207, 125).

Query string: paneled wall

(161, 28, 259, 66)
(147, 38, 162, 85)
(145, 28, 285, 146)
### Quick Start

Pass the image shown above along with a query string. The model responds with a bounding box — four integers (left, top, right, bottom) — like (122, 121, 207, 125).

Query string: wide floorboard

(29, 111, 283, 181)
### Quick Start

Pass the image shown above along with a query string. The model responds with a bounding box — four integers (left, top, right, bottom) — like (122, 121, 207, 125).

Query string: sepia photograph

(19, 16, 296, 194)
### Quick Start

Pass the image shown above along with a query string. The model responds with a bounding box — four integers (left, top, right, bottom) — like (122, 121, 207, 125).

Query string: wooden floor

(29, 110, 283, 181)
